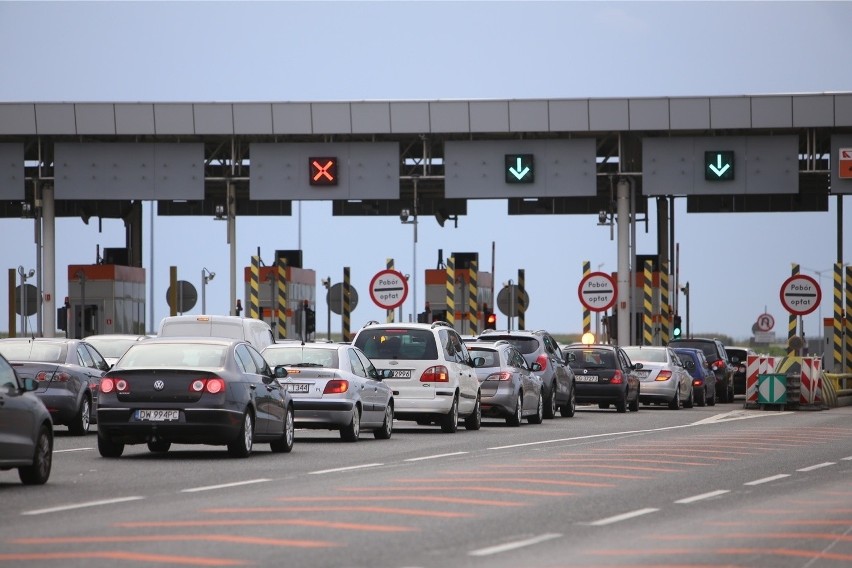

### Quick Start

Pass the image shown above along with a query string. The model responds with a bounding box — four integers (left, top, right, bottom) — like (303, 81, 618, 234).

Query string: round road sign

(369, 269, 408, 310)
(755, 312, 775, 332)
(166, 280, 198, 313)
(496, 285, 529, 317)
(326, 283, 359, 315)
(577, 271, 617, 312)
(779, 274, 821, 316)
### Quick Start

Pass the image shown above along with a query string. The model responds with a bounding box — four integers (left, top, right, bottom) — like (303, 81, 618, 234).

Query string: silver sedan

(622, 346, 694, 409)
(262, 342, 394, 442)
(468, 340, 544, 426)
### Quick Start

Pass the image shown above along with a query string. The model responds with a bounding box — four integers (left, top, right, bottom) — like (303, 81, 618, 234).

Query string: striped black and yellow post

(846, 265, 852, 373)
(643, 260, 653, 346)
(788, 263, 800, 355)
(468, 259, 478, 336)
(582, 261, 591, 334)
(249, 256, 260, 319)
(834, 262, 844, 372)
(518, 269, 526, 330)
(277, 257, 288, 340)
(660, 260, 670, 345)
(445, 256, 455, 327)
(386, 258, 395, 323)
(343, 267, 351, 342)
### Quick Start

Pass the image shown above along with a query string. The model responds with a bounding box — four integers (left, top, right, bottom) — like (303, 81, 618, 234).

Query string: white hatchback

(352, 321, 481, 433)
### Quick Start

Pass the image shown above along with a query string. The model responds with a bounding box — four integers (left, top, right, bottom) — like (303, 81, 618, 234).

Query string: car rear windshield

(670, 340, 717, 361)
(483, 336, 539, 355)
(354, 329, 438, 360)
(622, 347, 666, 363)
(468, 347, 499, 367)
(0, 342, 66, 363)
(119, 343, 227, 369)
(263, 347, 339, 369)
(567, 348, 616, 369)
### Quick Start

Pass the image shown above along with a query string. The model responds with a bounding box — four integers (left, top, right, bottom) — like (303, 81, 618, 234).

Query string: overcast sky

(1, 1, 851, 342)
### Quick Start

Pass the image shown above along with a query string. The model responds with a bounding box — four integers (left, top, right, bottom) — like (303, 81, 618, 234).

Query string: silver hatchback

(468, 340, 544, 426)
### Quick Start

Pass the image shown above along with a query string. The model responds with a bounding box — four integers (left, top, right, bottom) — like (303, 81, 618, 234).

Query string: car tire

(147, 439, 171, 453)
(684, 387, 694, 409)
(440, 395, 459, 433)
(374, 403, 393, 440)
(668, 389, 682, 410)
(507, 392, 523, 427)
(68, 396, 91, 436)
(340, 406, 361, 442)
(708, 391, 717, 406)
(18, 425, 52, 485)
(727, 384, 735, 403)
(628, 388, 639, 412)
(616, 395, 627, 413)
(227, 411, 254, 458)
(97, 432, 124, 458)
(560, 386, 576, 417)
(696, 388, 706, 407)
(464, 394, 482, 431)
(271, 405, 295, 453)
(528, 393, 544, 424)
(543, 383, 557, 419)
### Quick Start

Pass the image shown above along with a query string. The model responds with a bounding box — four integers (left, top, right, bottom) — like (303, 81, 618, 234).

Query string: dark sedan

(96, 337, 294, 458)
(0, 338, 108, 435)
(564, 343, 641, 413)
(0, 353, 53, 485)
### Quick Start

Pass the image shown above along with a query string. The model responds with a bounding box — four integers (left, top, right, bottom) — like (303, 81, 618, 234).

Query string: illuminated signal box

(309, 157, 338, 186)
(504, 154, 534, 184)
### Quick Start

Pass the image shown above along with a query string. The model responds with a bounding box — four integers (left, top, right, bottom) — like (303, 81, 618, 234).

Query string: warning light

(309, 157, 338, 186)
(581, 332, 595, 345)
(672, 315, 682, 338)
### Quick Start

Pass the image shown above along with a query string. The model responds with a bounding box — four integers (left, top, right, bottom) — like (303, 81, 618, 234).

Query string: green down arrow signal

(704, 151, 734, 181)
(505, 154, 534, 183)
(509, 157, 530, 180)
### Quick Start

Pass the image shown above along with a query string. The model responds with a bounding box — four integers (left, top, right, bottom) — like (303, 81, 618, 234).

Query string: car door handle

(250, 384, 257, 390)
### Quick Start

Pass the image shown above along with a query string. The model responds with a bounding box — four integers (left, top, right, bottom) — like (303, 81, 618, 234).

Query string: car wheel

(19, 425, 52, 485)
(227, 411, 254, 458)
(615, 395, 627, 413)
(708, 390, 717, 406)
(374, 403, 394, 440)
(560, 385, 576, 417)
(271, 405, 295, 453)
(147, 439, 171, 453)
(628, 388, 639, 412)
(727, 384, 735, 403)
(528, 392, 544, 424)
(68, 396, 91, 436)
(543, 382, 557, 419)
(341, 406, 361, 442)
(668, 388, 682, 410)
(440, 395, 459, 433)
(696, 388, 706, 407)
(507, 392, 523, 427)
(464, 394, 482, 431)
(684, 386, 694, 409)
(97, 431, 124, 458)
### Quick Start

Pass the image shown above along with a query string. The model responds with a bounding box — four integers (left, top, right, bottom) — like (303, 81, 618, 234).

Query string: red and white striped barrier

(746, 354, 761, 404)
(800, 357, 813, 405)
(812, 358, 823, 405)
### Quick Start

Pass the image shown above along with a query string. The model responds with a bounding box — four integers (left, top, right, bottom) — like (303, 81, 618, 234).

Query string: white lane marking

(54, 447, 93, 453)
(675, 489, 730, 504)
(744, 474, 791, 486)
(489, 410, 787, 450)
(309, 463, 383, 475)
(182, 478, 272, 493)
(22, 496, 144, 516)
(469, 533, 562, 557)
(841, 456, 852, 461)
(587, 508, 659, 526)
(797, 462, 836, 472)
(405, 452, 468, 462)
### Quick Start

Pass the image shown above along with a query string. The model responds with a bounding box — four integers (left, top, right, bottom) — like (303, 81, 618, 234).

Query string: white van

(158, 315, 276, 351)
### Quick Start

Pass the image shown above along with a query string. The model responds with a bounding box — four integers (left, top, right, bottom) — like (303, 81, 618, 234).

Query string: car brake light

(486, 371, 512, 381)
(710, 359, 724, 371)
(323, 379, 349, 394)
(693, 379, 703, 386)
(655, 370, 673, 381)
(100, 378, 115, 393)
(189, 377, 225, 394)
(610, 370, 623, 384)
(536, 354, 548, 371)
(421, 365, 450, 382)
(36, 371, 70, 382)
(116, 379, 128, 392)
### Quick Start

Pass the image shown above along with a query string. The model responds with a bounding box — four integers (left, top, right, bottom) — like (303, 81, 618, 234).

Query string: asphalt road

(3, 400, 852, 568)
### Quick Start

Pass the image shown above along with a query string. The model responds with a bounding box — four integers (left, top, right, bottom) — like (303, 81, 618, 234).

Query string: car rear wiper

(288, 363, 325, 368)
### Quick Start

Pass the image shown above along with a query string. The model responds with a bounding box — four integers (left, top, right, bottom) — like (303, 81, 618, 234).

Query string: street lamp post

(201, 268, 215, 315)
(400, 174, 419, 321)
(681, 281, 690, 339)
(321, 277, 331, 341)
(17, 266, 35, 337)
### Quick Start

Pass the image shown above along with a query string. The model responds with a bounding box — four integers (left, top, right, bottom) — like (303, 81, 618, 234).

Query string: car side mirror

(274, 365, 289, 379)
(379, 369, 393, 379)
(23, 377, 38, 392)
(531, 362, 542, 372)
(473, 356, 485, 368)
(566, 352, 576, 363)
(683, 360, 695, 370)
(633, 362, 643, 370)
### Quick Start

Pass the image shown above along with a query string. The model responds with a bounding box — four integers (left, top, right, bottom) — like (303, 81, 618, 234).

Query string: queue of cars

(0, 312, 753, 485)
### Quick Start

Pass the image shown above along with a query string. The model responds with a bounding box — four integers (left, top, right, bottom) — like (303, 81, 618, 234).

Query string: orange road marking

(583, 451, 738, 461)
(711, 520, 852, 527)
(503, 462, 682, 473)
(652, 532, 852, 543)
(396, 477, 613, 488)
(442, 468, 650, 480)
(201, 505, 472, 518)
(590, 446, 754, 455)
(10, 534, 338, 548)
(273, 495, 525, 507)
(117, 518, 415, 532)
(339, 486, 574, 496)
(0, 551, 246, 565)
(594, 547, 852, 562)
(534, 457, 711, 466)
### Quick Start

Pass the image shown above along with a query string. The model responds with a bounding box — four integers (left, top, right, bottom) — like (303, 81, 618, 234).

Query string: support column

(582, 260, 591, 335)
(616, 179, 630, 347)
(42, 184, 56, 337)
(788, 263, 800, 355)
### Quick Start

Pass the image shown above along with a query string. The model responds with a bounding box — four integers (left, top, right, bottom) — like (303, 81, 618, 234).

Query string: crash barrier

(746, 355, 829, 410)
(824, 373, 852, 407)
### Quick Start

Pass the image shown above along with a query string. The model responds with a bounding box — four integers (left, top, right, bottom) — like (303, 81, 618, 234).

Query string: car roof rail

(431, 320, 453, 329)
(362, 320, 381, 328)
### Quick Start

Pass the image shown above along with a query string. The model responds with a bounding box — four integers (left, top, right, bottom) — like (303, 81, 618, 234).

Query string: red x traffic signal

(309, 157, 338, 186)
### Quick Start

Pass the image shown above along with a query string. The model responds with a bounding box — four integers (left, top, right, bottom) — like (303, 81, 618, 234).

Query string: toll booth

(242, 250, 316, 339)
(423, 252, 493, 335)
(66, 264, 146, 338)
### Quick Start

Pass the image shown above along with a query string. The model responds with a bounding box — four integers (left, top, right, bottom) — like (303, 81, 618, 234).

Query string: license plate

(136, 409, 179, 421)
(387, 370, 411, 379)
(637, 370, 651, 378)
(576, 375, 599, 382)
(286, 383, 310, 393)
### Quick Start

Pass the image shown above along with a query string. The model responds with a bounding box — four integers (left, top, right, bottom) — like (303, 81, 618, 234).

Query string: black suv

(725, 346, 757, 396)
(668, 338, 734, 403)
(477, 329, 575, 418)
